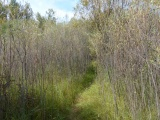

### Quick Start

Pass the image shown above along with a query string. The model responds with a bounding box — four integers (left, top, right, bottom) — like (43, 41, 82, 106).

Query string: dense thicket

(75, 0, 160, 119)
(1, 0, 160, 119)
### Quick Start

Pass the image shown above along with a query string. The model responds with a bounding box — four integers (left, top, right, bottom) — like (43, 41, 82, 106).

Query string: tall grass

(0, 64, 96, 120)
(74, 75, 158, 120)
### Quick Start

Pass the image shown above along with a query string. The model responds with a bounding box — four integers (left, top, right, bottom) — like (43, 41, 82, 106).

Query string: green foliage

(9, 0, 21, 19)
(21, 3, 33, 20)
(81, 62, 96, 88)
(0, 2, 7, 24)
(46, 9, 56, 23)
(3, 77, 82, 120)
(0, 22, 7, 35)
(36, 12, 46, 30)
(0, 0, 33, 20)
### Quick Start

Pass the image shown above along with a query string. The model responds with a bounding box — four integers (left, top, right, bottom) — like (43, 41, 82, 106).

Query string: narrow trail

(69, 66, 96, 120)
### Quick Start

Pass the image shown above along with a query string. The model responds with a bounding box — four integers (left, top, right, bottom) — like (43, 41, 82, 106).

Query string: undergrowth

(2, 66, 157, 120)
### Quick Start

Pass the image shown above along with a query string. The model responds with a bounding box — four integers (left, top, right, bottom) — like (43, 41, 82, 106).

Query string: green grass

(75, 80, 131, 120)
(2, 64, 96, 120)
(2, 66, 158, 120)
(80, 62, 97, 88)
(4, 78, 82, 120)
